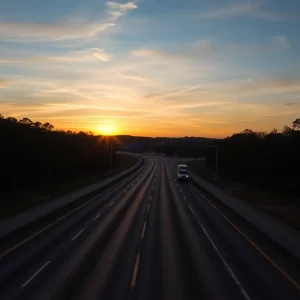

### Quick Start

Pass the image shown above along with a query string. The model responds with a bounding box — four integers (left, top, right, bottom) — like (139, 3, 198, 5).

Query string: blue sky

(0, 0, 300, 137)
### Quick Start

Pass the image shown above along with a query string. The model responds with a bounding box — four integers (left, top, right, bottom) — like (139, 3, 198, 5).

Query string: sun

(99, 124, 117, 136)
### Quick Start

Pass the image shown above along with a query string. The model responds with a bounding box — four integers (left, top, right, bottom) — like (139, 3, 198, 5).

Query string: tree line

(206, 118, 300, 197)
(0, 114, 115, 195)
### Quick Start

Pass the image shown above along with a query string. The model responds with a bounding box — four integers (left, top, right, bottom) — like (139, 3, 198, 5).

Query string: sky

(0, 0, 300, 137)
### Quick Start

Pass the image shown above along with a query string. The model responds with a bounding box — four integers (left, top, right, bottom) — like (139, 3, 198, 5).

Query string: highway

(0, 156, 300, 300)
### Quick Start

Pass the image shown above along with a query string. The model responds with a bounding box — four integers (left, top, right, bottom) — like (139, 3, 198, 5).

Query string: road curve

(0, 156, 300, 300)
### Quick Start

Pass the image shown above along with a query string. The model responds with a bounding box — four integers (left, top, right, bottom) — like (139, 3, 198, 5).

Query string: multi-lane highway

(0, 156, 300, 300)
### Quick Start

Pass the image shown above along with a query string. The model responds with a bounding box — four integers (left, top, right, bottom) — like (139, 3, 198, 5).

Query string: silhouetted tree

(282, 125, 294, 136)
(6, 117, 17, 122)
(78, 131, 88, 136)
(19, 118, 33, 126)
(33, 121, 42, 129)
(242, 129, 256, 135)
(270, 128, 278, 134)
(207, 118, 300, 197)
(0, 115, 115, 197)
(42, 122, 54, 131)
(0, 114, 4, 120)
(293, 118, 300, 130)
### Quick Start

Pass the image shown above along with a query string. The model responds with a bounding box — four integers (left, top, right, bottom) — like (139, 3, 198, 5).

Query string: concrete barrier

(190, 171, 300, 261)
(0, 154, 144, 239)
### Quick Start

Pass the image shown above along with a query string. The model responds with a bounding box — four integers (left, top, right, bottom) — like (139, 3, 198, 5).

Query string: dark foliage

(115, 135, 217, 156)
(207, 119, 300, 197)
(0, 116, 114, 195)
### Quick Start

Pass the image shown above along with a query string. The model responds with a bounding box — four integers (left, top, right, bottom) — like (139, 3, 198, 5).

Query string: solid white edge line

(192, 186, 208, 201)
(21, 261, 50, 288)
(188, 204, 196, 216)
(199, 192, 208, 201)
(200, 225, 251, 300)
(189, 204, 251, 300)
(91, 191, 105, 201)
(72, 229, 84, 241)
(93, 213, 102, 221)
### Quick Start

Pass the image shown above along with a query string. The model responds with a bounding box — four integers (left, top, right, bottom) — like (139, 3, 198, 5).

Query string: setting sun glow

(1, 1, 299, 138)
(99, 124, 117, 136)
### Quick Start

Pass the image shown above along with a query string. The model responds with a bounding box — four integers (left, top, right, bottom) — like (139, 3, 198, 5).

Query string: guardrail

(0, 154, 144, 240)
(190, 172, 300, 261)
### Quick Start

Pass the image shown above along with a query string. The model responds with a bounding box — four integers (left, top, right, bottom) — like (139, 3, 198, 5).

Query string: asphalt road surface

(0, 156, 300, 300)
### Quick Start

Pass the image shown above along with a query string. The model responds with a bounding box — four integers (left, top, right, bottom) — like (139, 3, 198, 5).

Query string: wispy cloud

(106, 1, 138, 22)
(5, 35, 286, 66)
(186, 78, 300, 99)
(0, 21, 115, 42)
(132, 35, 290, 61)
(0, 1, 138, 42)
(253, 11, 300, 22)
(106, 1, 138, 13)
(234, 78, 300, 95)
(199, 0, 299, 22)
(284, 102, 298, 106)
(0, 48, 112, 64)
(145, 85, 202, 100)
(269, 35, 290, 50)
(131, 49, 177, 60)
(164, 101, 233, 111)
(118, 73, 149, 82)
(201, 0, 263, 18)
(226, 35, 291, 53)
(63, 48, 112, 62)
(0, 59, 16, 64)
(0, 102, 147, 119)
(45, 103, 135, 111)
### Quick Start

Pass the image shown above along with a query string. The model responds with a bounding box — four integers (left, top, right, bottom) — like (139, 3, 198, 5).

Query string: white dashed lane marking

(21, 261, 50, 288)
(187, 204, 251, 300)
(72, 229, 84, 241)
(93, 213, 102, 221)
